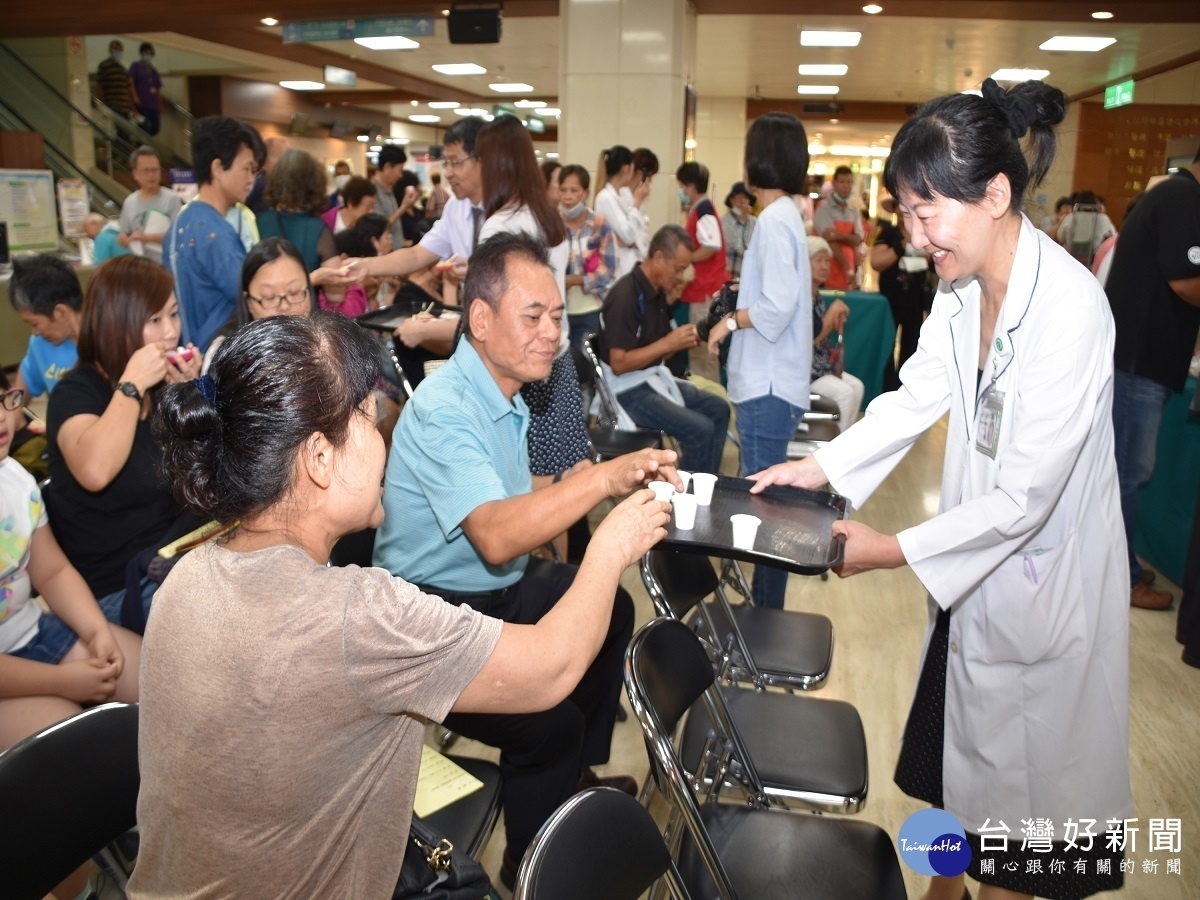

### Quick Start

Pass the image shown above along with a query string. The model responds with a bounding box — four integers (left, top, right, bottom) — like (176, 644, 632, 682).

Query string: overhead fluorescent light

(389, 138, 410, 145)
(798, 64, 848, 76)
(489, 82, 535, 93)
(369, 145, 383, 151)
(1091, 11, 1114, 19)
(535, 108, 561, 117)
(454, 107, 473, 115)
(279, 80, 324, 91)
(808, 143, 828, 155)
(433, 63, 487, 75)
(428, 101, 461, 108)
(409, 115, 441, 123)
(260, 17, 278, 26)
(356, 135, 370, 142)
(801, 30, 861, 47)
(546, 152, 559, 159)
(862, 4, 883, 13)
(990, 68, 1050, 82)
(354, 36, 420, 51)
(1039, 35, 1116, 52)
(514, 100, 547, 108)
(797, 85, 841, 95)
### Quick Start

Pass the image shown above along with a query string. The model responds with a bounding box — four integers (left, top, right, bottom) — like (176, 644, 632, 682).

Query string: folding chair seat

(806, 392, 841, 422)
(625, 619, 907, 900)
(514, 787, 690, 900)
(425, 755, 504, 860)
(642, 548, 833, 691)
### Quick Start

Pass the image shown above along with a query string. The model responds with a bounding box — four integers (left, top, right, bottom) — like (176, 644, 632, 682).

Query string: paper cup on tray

(730, 514, 761, 550)
(672, 493, 698, 530)
(648, 481, 676, 502)
(691, 473, 717, 505)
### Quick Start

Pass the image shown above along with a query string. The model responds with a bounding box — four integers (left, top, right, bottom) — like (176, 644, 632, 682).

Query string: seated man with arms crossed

(599, 224, 730, 474)
(374, 231, 679, 888)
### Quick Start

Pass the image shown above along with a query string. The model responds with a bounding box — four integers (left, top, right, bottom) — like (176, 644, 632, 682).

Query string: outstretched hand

(592, 489, 671, 569)
(747, 456, 828, 494)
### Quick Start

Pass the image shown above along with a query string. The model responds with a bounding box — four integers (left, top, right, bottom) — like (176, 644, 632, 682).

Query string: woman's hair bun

(154, 379, 225, 518)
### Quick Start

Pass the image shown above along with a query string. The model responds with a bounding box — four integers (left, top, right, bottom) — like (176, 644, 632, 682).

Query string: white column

(694, 96, 747, 205)
(559, 0, 695, 234)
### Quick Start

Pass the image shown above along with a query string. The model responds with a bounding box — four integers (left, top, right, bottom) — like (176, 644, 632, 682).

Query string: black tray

(660, 475, 849, 575)
(355, 300, 461, 333)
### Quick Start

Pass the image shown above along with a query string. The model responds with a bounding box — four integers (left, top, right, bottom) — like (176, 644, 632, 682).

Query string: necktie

(471, 206, 484, 251)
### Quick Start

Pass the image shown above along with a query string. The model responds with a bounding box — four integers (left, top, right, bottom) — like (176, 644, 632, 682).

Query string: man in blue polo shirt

(8, 254, 83, 401)
(374, 231, 678, 888)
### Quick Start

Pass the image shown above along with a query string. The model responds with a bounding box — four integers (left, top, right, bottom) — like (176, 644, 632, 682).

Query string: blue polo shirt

(373, 339, 532, 591)
(19, 336, 77, 398)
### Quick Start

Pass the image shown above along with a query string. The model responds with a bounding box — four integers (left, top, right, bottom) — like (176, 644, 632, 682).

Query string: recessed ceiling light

(489, 82, 535, 93)
(1039, 35, 1116, 52)
(356, 135, 370, 142)
(260, 17, 278, 26)
(391, 138, 410, 145)
(409, 114, 442, 123)
(801, 30, 862, 47)
(798, 64, 849, 76)
(428, 101, 461, 108)
(454, 107, 473, 115)
(433, 63, 488, 76)
(514, 100, 547, 108)
(990, 68, 1050, 82)
(797, 85, 841, 95)
(684, 138, 697, 149)
(862, 4, 883, 13)
(1091, 11, 1113, 19)
(369, 145, 383, 151)
(535, 108, 561, 117)
(279, 80, 324, 91)
(355, 36, 420, 50)
(808, 143, 828, 155)
(546, 152, 559, 159)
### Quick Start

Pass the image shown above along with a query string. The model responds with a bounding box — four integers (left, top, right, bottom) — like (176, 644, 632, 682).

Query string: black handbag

(393, 814, 494, 900)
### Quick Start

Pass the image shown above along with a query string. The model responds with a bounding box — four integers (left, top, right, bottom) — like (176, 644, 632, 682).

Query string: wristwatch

(726, 312, 739, 332)
(116, 381, 142, 403)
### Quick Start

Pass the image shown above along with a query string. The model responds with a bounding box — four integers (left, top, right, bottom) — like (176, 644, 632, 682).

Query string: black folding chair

(625, 619, 907, 900)
(0, 703, 140, 899)
(642, 548, 834, 691)
(578, 333, 667, 461)
(514, 787, 691, 900)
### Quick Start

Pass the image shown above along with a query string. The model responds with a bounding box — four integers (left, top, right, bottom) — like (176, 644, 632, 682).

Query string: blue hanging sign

(282, 16, 436, 44)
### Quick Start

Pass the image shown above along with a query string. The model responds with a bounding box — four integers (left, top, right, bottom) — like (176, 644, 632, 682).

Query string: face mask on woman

(334, 174, 351, 191)
(560, 200, 587, 220)
(678, 187, 690, 206)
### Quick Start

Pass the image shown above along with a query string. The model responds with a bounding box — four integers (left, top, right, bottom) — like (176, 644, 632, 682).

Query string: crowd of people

(3, 73, 1197, 900)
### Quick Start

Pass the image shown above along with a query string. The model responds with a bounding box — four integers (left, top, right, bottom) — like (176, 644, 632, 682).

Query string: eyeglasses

(1, 388, 25, 411)
(443, 154, 476, 170)
(246, 287, 309, 310)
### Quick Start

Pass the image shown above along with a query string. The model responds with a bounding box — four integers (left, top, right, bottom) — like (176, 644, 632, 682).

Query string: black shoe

(577, 766, 638, 797)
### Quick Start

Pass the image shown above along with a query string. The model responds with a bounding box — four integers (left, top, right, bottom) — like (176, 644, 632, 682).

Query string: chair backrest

(624, 619, 740, 900)
(0, 703, 139, 899)
(514, 787, 689, 900)
(580, 333, 623, 428)
(643, 548, 721, 619)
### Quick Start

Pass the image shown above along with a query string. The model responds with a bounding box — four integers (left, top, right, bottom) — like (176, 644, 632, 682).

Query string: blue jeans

(1111, 369, 1171, 586)
(9, 578, 157, 664)
(735, 392, 807, 609)
(618, 380, 731, 475)
(568, 310, 602, 356)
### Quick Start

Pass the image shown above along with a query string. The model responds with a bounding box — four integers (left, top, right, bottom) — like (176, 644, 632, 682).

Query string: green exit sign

(1104, 80, 1135, 109)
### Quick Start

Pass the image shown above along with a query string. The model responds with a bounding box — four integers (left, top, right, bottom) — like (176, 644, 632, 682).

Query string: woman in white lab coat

(752, 79, 1132, 900)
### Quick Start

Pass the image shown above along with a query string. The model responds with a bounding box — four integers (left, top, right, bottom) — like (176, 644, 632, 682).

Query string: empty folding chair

(642, 548, 834, 691)
(625, 619, 907, 899)
(806, 392, 841, 422)
(514, 787, 691, 900)
(630, 616, 868, 814)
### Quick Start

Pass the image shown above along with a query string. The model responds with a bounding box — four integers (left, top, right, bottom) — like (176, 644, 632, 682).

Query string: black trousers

(416, 557, 634, 857)
(882, 280, 925, 392)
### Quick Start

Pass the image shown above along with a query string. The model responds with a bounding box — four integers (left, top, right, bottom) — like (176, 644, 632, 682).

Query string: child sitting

(317, 226, 376, 318)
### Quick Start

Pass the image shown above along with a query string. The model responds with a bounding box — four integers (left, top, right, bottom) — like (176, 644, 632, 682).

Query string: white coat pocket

(970, 533, 1087, 665)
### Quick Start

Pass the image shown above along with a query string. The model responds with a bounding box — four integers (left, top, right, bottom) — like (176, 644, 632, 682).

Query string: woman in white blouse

(594, 144, 653, 279)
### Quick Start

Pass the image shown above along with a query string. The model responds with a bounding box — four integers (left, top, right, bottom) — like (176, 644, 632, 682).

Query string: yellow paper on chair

(413, 745, 484, 817)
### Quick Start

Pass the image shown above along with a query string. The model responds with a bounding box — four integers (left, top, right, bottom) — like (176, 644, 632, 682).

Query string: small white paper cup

(730, 514, 761, 550)
(675, 470, 692, 493)
(692, 473, 718, 506)
(648, 480, 676, 502)
(672, 493, 698, 530)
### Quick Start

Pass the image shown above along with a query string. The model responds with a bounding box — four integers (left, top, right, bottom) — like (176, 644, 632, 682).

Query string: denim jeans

(1111, 369, 1171, 586)
(618, 380, 731, 475)
(735, 392, 807, 609)
(568, 310, 602, 357)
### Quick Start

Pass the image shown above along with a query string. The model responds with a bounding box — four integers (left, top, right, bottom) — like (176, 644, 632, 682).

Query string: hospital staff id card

(975, 386, 1005, 459)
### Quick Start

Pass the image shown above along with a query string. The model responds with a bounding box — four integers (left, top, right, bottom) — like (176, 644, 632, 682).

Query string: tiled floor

(446, 414, 1200, 899)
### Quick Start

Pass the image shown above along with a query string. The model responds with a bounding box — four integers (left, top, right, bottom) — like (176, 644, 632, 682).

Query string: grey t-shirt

(119, 187, 183, 265)
(129, 542, 502, 899)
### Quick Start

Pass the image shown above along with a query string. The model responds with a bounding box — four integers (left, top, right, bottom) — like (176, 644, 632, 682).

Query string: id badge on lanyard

(975, 383, 1005, 459)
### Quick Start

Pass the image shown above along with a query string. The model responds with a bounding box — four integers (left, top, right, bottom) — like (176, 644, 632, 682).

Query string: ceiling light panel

(514, 100, 547, 108)
(489, 82, 535, 93)
(800, 31, 862, 47)
(990, 68, 1050, 82)
(427, 101, 461, 108)
(1039, 36, 1116, 52)
(798, 64, 848, 76)
(796, 85, 841, 95)
(279, 80, 324, 90)
(354, 36, 420, 50)
(409, 114, 442, 123)
(433, 63, 488, 75)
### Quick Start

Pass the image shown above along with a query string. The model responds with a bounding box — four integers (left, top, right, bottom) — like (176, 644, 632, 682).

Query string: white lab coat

(815, 215, 1133, 831)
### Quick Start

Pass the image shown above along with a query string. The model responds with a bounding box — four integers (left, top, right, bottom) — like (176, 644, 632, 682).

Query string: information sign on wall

(0, 169, 58, 252)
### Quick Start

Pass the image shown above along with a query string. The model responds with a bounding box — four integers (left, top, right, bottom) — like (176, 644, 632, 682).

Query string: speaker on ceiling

(447, 4, 503, 44)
